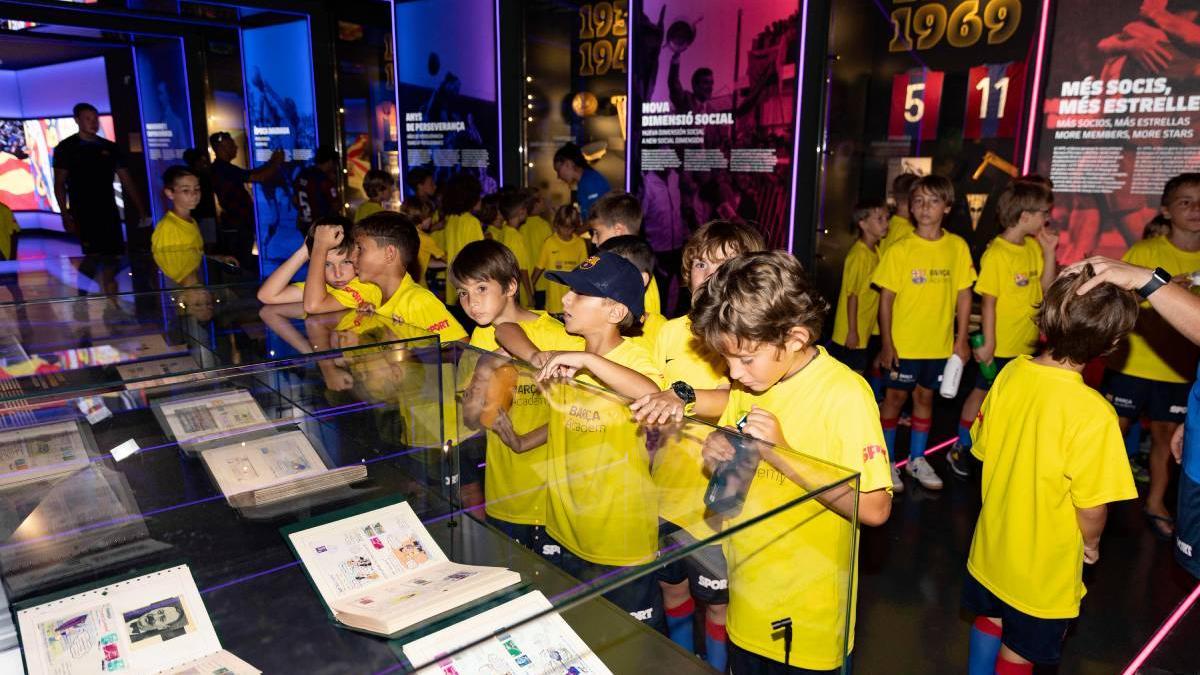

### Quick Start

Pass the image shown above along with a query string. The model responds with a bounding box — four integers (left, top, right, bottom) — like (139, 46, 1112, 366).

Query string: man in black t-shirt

(53, 102, 148, 294)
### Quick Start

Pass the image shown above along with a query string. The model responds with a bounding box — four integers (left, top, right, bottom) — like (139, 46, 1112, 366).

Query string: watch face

(672, 381, 694, 403)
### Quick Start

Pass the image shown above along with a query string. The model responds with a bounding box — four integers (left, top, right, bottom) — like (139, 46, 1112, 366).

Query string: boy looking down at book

(963, 266, 1137, 675)
(628, 219, 764, 671)
(452, 239, 580, 552)
(256, 215, 382, 313)
(948, 179, 1058, 478)
(496, 251, 664, 628)
(692, 250, 892, 672)
(586, 191, 662, 315)
(339, 211, 466, 341)
(873, 174, 977, 492)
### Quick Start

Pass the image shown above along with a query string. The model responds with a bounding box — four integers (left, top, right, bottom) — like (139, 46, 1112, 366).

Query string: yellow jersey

(497, 224, 533, 306)
(537, 234, 589, 313)
(416, 229, 446, 288)
(469, 313, 581, 525)
(629, 311, 667, 356)
(976, 236, 1044, 358)
(0, 202, 19, 260)
(293, 278, 383, 310)
(969, 356, 1136, 618)
(544, 339, 664, 566)
(151, 211, 204, 284)
(831, 239, 881, 347)
(377, 274, 467, 341)
(1115, 236, 1200, 382)
(718, 347, 891, 669)
(872, 231, 976, 359)
(645, 276, 662, 316)
(879, 214, 914, 255)
(651, 315, 729, 539)
(522, 215, 554, 292)
(353, 200, 384, 223)
(443, 212, 484, 302)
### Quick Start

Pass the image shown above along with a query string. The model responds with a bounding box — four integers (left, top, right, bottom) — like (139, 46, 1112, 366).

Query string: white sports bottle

(940, 354, 964, 398)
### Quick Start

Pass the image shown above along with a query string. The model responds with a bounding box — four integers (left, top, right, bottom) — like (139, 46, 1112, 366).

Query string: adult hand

(1063, 257, 1154, 294)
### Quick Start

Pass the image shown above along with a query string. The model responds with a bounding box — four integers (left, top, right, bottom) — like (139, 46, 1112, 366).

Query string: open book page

(116, 355, 201, 388)
(286, 501, 447, 606)
(0, 420, 90, 488)
(157, 649, 261, 675)
(201, 430, 328, 497)
(402, 591, 613, 675)
(17, 565, 223, 675)
(156, 390, 269, 443)
(332, 562, 516, 624)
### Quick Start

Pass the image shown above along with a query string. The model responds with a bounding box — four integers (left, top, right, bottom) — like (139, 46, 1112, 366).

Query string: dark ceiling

(0, 33, 117, 70)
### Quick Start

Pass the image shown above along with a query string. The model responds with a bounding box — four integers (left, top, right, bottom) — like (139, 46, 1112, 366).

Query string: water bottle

(969, 332, 998, 383)
(940, 354, 964, 398)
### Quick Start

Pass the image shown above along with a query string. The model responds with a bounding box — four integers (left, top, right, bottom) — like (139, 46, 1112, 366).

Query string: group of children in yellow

(143, 155, 1200, 675)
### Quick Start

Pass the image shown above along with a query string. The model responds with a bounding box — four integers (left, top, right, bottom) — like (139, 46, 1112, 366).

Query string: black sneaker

(947, 444, 971, 478)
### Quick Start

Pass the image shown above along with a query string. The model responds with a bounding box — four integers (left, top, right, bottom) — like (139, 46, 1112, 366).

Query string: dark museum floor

(852, 397, 1198, 675)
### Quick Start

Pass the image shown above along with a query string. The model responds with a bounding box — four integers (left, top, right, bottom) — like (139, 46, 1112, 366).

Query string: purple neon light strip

(624, 0, 634, 192)
(786, 0, 811, 255)
(200, 561, 302, 595)
(494, 0, 503, 186)
(1021, 0, 1053, 174)
(390, 0, 407, 203)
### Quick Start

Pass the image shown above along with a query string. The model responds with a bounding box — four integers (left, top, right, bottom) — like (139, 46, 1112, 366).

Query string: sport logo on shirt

(910, 269, 927, 285)
(1014, 272, 1030, 287)
(862, 444, 885, 462)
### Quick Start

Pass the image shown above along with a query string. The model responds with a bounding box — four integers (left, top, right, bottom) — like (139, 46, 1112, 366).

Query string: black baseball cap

(546, 251, 645, 319)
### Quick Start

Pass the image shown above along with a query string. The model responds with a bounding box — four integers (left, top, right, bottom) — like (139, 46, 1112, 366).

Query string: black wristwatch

(670, 380, 696, 415)
(1137, 267, 1171, 299)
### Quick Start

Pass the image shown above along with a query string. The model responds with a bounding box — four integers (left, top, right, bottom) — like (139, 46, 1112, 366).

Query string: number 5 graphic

(904, 83, 926, 123)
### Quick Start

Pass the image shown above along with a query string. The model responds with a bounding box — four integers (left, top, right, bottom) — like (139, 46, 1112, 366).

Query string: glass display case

(1, 340, 862, 674)
(0, 253, 255, 305)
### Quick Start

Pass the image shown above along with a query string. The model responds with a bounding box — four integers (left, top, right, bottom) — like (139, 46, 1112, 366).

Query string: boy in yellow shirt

(873, 175, 977, 491)
(964, 266, 1137, 675)
(1103, 172, 1200, 539)
(586, 191, 662, 315)
(628, 219, 764, 671)
(690, 251, 892, 672)
(880, 172, 917, 255)
(497, 251, 664, 628)
(534, 205, 588, 315)
(522, 187, 554, 307)
(949, 180, 1058, 478)
(152, 166, 238, 286)
(496, 190, 535, 305)
(334, 211, 467, 341)
(452, 239, 581, 554)
(257, 215, 382, 312)
(830, 199, 888, 375)
(397, 197, 446, 288)
(353, 169, 393, 223)
(440, 172, 484, 304)
(598, 236, 665, 353)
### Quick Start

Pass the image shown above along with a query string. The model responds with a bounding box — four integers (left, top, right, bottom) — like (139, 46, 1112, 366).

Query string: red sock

(994, 658, 1033, 675)
(973, 616, 1002, 637)
(912, 416, 932, 433)
(881, 417, 899, 430)
(704, 618, 726, 641)
(959, 418, 975, 430)
(666, 596, 695, 618)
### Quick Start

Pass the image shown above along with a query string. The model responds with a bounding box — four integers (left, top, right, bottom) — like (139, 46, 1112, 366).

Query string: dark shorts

(656, 522, 730, 604)
(974, 356, 1015, 391)
(728, 641, 846, 674)
(485, 515, 560, 562)
(828, 343, 868, 373)
(1176, 469, 1200, 579)
(1102, 371, 1190, 423)
(961, 572, 1072, 665)
(551, 536, 664, 632)
(887, 358, 946, 391)
(458, 433, 487, 486)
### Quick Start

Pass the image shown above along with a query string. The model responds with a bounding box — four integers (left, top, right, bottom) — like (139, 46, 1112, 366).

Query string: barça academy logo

(911, 269, 927, 285)
(1014, 272, 1030, 287)
(580, 255, 600, 269)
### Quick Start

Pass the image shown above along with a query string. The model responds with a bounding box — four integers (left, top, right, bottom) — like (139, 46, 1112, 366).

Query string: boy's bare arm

(1075, 504, 1107, 563)
(258, 245, 308, 304)
(845, 294, 860, 349)
(978, 293, 997, 364)
(494, 322, 543, 364)
(877, 289, 898, 369)
(531, 267, 545, 287)
(954, 287, 972, 361)
(538, 351, 659, 399)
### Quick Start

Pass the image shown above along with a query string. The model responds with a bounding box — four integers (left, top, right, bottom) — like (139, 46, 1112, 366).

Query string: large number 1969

(889, 0, 1021, 52)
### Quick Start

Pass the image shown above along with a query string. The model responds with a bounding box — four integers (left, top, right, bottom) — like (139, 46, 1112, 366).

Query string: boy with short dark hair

(534, 205, 589, 315)
(354, 168, 394, 223)
(152, 166, 207, 286)
(948, 180, 1058, 478)
(452, 239, 581, 552)
(691, 251, 892, 672)
(257, 214, 381, 312)
(1103, 172, 1200, 540)
(598, 235, 663, 353)
(963, 266, 1138, 675)
(873, 174, 977, 491)
(406, 166, 436, 201)
(497, 251, 665, 629)
(496, 189, 534, 305)
(880, 172, 919, 255)
(587, 191, 662, 315)
(830, 199, 889, 374)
